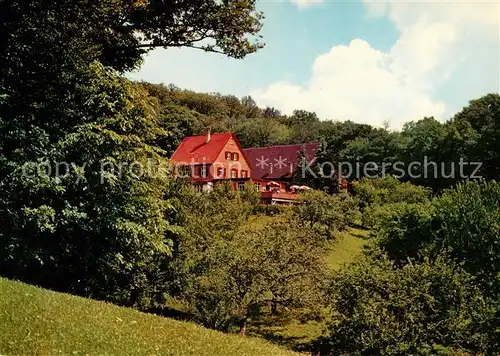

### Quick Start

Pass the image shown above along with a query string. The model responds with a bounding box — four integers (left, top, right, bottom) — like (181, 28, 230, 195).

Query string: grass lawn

(0, 278, 298, 356)
(326, 227, 370, 271)
(248, 316, 324, 353)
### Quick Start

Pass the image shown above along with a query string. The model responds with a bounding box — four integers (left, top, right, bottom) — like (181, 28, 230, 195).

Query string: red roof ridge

(243, 142, 320, 180)
(171, 132, 235, 164)
(171, 132, 249, 166)
(243, 142, 320, 150)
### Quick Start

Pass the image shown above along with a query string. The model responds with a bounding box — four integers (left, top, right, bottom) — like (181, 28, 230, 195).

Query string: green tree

(165, 185, 328, 333)
(353, 176, 432, 207)
(0, 0, 265, 304)
(321, 256, 497, 355)
(291, 146, 310, 186)
(446, 93, 500, 182)
(295, 190, 359, 241)
(369, 202, 435, 263)
(262, 106, 282, 119)
(241, 95, 262, 118)
(0, 64, 171, 306)
(232, 117, 292, 147)
(432, 180, 500, 294)
(371, 180, 500, 296)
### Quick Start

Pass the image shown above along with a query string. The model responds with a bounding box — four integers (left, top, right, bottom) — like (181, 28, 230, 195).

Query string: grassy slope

(0, 278, 297, 356)
(325, 227, 370, 271)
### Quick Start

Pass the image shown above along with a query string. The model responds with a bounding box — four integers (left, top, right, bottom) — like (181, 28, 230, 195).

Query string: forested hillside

(139, 81, 500, 192)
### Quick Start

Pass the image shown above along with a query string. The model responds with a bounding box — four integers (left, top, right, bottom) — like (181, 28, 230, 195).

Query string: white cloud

(290, 0, 324, 9)
(252, 0, 500, 129)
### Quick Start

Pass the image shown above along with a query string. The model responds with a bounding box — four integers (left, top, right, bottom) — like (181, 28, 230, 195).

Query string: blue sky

(128, 0, 499, 130)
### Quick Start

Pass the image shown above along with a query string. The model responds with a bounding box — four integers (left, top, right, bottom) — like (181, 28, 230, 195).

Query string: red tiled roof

(243, 143, 319, 180)
(171, 132, 234, 164)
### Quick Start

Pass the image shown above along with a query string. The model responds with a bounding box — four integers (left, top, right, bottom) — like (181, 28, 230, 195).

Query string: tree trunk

(271, 301, 277, 315)
(239, 319, 246, 336)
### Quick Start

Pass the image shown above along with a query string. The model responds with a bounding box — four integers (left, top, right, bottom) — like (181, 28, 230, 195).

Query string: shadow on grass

(348, 226, 372, 240)
(145, 305, 195, 323)
(248, 314, 325, 353)
(255, 330, 309, 352)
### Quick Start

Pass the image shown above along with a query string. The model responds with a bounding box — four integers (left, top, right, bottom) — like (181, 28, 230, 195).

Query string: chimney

(205, 128, 211, 144)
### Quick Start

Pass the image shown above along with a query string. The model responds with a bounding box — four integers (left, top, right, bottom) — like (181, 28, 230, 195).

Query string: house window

(255, 183, 261, 192)
(232, 153, 239, 161)
(238, 182, 245, 191)
(241, 170, 247, 178)
(225, 152, 231, 160)
(231, 169, 238, 179)
(199, 166, 207, 178)
(217, 167, 225, 178)
(193, 184, 204, 193)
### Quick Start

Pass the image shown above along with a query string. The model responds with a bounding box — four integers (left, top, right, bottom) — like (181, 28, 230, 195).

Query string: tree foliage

(352, 176, 432, 228)
(0, 0, 264, 74)
(163, 184, 329, 331)
(372, 180, 500, 296)
(0, 0, 265, 306)
(320, 256, 498, 355)
(295, 190, 360, 240)
(0, 63, 172, 306)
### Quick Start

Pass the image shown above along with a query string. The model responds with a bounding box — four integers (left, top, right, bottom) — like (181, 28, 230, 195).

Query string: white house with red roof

(170, 130, 252, 193)
(171, 130, 327, 204)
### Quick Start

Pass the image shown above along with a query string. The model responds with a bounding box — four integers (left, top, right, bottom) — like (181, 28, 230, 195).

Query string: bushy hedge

(433, 181, 500, 295)
(373, 180, 500, 295)
(369, 202, 435, 264)
(320, 256, 498, 355)
(353, 176, 432, 208)
(352, 176, 432, 228)
(316, 180, 500, 355)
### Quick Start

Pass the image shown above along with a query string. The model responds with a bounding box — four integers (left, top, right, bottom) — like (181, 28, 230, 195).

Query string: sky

(127, 0, 500, 130)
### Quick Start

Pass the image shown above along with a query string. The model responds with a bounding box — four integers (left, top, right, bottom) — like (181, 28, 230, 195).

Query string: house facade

(243, 143, 319, 188)
(243, 143, 320, 204)
(170, 131, 347, 204)
(243, 143, 349, 195)
(170, 131, 252, 193)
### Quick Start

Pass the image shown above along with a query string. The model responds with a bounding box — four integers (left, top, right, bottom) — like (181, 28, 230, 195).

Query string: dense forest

(0, 1, 499, 355)
(140, 81, 500, 192)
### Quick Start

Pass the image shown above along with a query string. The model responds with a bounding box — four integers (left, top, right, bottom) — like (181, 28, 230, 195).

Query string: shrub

(353, 176, 431, 228)
(252, 204, 289, 216)
(0, 66, 171, 307)
(371, 202, 435, 264)
(371, 180, 500, 296)
(432, 180, 500, 295)
(320, 256, 497, 355)
(296, 190, 360, 240)
(353, 176, 431, 209)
